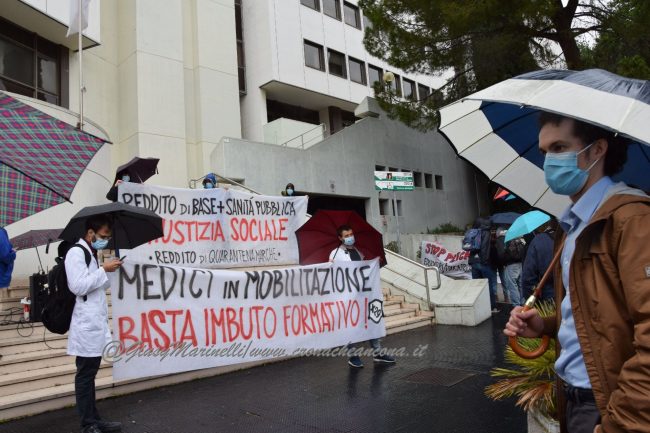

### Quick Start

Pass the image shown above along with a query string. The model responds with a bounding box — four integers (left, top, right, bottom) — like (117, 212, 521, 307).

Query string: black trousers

(75, 356, 102, 427)
(565, 384, 601, 433)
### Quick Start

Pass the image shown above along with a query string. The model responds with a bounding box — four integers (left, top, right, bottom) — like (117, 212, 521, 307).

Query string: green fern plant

(485, 300, 558, 420)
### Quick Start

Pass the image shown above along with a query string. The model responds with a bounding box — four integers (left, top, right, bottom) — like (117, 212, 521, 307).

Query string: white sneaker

(491, 308, 500, 314)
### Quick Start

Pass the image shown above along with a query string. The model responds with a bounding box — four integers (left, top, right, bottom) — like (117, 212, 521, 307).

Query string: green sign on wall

(374, 171, 414, 191)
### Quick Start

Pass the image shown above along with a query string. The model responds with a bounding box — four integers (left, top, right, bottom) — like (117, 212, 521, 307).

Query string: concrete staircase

(0, 283, 433, 421)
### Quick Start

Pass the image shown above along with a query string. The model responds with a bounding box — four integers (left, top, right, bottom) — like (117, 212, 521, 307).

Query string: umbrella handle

(508, 297, 551, 359)
(507, 247, 563, 359)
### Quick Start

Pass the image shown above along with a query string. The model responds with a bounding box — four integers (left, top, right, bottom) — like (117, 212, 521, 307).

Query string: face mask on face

(122, 174, 130, 182)
(286, 189, 294, 196)
(343, 236, 355, 247)
(204, 183, 214, 189)
(543, 141, 600, 196)
(91, 237, 109, 250)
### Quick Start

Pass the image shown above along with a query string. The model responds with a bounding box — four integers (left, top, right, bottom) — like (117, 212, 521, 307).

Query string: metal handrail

(188, 173, 262, 195)
(279, 123, 326, 148)
(384, 249, 441, 308)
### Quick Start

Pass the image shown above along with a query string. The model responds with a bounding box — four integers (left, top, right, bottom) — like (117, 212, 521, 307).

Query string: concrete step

(384, 307, 418, 320)
(385, 312, 434, 335)
(0, 362, 112, 397)
(0, 348, 70, 374)
(0, 333, 69, 355)
(0, 314, 114, 341)
(385, 294, 405, 303)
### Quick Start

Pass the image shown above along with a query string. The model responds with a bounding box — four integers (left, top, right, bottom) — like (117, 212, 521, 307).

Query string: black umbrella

(59, 203, 163, 252)
(10, 228, 63, 272)
(114, 157, 159, 183)
(490, 212, 521, 226)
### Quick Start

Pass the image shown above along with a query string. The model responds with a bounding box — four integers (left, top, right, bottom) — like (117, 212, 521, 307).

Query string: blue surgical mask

(286, 189, 294, 196)
(91, 238, 109, 250)
(543, 142, 600, 196)
(204, 183, 214, 189)
(122, 174, 130, 182)
(343, 236, 355, 246)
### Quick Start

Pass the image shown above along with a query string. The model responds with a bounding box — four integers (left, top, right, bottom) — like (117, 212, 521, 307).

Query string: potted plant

(485, 301, 560, 433)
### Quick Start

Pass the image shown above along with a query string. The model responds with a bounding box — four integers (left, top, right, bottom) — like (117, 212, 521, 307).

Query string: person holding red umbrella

(330, 225, 395, 368)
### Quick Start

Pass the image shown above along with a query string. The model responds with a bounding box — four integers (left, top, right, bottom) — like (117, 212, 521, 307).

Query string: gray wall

(211, 113, 488, 243)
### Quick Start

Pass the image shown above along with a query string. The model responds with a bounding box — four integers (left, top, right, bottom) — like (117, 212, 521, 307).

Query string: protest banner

(108, 259, 385, 380)
(117, 183, 308, 268)
(374, 171, 414, 191)
(420, 240, 471, 279)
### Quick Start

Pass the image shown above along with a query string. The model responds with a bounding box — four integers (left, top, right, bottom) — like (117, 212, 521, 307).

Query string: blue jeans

(472, 263, 497, 309)
(347, 338, 381, 358)
(503, 263, 523, 306)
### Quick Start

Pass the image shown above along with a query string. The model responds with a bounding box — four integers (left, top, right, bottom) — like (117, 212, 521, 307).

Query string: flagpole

(77, 0, 84, 131)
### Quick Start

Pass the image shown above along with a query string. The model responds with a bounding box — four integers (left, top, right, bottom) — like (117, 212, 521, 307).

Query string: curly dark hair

(538, 112, 629, 176)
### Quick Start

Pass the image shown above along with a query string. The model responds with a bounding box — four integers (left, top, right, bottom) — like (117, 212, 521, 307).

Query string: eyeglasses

(95, 234, 112, 241)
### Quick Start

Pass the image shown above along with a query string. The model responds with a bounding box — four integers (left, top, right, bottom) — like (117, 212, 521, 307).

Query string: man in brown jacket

(504, 112, 650, 433)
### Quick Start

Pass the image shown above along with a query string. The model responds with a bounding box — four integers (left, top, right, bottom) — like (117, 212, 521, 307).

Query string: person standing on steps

(329, 224, 396, 368)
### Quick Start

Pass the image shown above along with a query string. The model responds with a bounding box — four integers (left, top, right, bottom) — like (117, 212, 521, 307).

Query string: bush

(384, 241, 399, 253)
(425, 222, 464, 234)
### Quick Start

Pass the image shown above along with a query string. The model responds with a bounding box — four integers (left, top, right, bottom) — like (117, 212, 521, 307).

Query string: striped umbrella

(0, 92, 107, 227)
(439, 69, 650, 217)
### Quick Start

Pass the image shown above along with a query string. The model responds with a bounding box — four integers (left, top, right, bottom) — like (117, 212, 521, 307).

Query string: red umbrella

(296, 210, 386, 266)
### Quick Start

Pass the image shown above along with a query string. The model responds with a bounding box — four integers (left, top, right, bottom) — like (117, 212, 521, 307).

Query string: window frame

(327, 48, 347, 78)
(348, 56, 366, 85)
(300, 0, 320, 12)
(367, 64, 382, 86)
(322, 0, 342, 20)
(0, 18, 68, 108)
(303, 40, 325, 72)
(418, 83, 430, 100)
(403, 78, 416, 100)
(343, 2, 361, 29)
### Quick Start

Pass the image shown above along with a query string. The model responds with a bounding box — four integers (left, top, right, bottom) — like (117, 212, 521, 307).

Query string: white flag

(66, 0, 92, 37)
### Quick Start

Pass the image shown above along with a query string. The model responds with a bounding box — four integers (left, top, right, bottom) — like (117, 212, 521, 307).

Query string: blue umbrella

(505, 210, 551, 242)
(490, 212, 521, 226)
(439, 69, 650, 217)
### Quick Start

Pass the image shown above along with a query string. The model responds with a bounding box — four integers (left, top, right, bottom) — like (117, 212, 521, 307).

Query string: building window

(327, 49, 346, 78)
(424, 173, 433, 188)
(362, 14, 373, 30)
(413, 171, 423, 187)
(368, 64, 382, 86)
(379, 199, 390, 216)
(435, 175, 443, 190)
(388, 72, 401, 97)
(301, 0, 320, 11)
(375, 165, 386, 171)
(392, 200, 403, 217)
(348, 57, 366, 85)
(235, 0, 246, 94)
(267, 99, 320, 125)
(304, 40, 325, 71)
(388, 167, 398, 172)
(343, 2, 361, 29)
(0, 18, 68, 107)
(418, 83, 430, 100)
(323, 0, 341, 20)
(403, 78, 416, 100)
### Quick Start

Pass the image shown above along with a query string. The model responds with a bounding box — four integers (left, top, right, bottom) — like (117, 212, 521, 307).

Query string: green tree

(359, 0, 645, 130)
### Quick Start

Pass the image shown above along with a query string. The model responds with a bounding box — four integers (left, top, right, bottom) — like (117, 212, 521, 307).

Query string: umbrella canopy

(490, 212, 521, 226)
(10, 229, 63, 251)
(439, 69, 650, 217)
(113, 157, 159, 183)
(296, 210, 386, 266)
(505, 211, 551, 243)
(0, 92, 108, 227)
(59, 202, 163, 250)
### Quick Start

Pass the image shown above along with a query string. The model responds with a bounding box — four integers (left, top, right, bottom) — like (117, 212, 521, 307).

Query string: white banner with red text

(420, 240, 472, 279)
(117, 183, 308, 268)
(108, 259, 385, 380)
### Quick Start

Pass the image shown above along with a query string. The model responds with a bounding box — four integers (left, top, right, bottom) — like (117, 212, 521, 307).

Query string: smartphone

(118, 255, 127, 261)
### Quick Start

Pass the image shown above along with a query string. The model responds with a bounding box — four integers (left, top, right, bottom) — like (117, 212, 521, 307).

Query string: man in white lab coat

(65, 214, 122, 433)
(329, 225, 395, 368)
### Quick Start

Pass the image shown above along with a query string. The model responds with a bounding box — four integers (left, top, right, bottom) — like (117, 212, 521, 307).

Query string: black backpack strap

(70, 244, 93, 302)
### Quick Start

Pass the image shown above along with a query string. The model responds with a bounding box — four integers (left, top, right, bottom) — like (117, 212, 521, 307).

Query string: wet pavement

(0, 308, 526, 433)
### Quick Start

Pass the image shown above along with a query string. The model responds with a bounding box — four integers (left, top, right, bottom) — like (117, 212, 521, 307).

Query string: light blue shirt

(555, 176, 614, 389)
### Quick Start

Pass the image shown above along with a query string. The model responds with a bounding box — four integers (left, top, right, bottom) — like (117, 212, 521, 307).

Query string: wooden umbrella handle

(507, 247, 563, 359)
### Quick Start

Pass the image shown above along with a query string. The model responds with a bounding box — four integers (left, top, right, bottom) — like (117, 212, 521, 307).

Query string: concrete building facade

(1, 0, 487, 278)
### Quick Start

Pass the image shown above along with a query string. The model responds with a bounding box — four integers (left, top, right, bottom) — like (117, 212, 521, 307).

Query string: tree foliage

(359, 0, 650, 130)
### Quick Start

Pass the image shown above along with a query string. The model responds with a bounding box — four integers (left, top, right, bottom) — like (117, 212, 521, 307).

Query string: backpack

(462, 228, 482, 252)
(41, 242, 92, 335)
(495, 236, 509, 265)
(505, 237, 527, 262)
